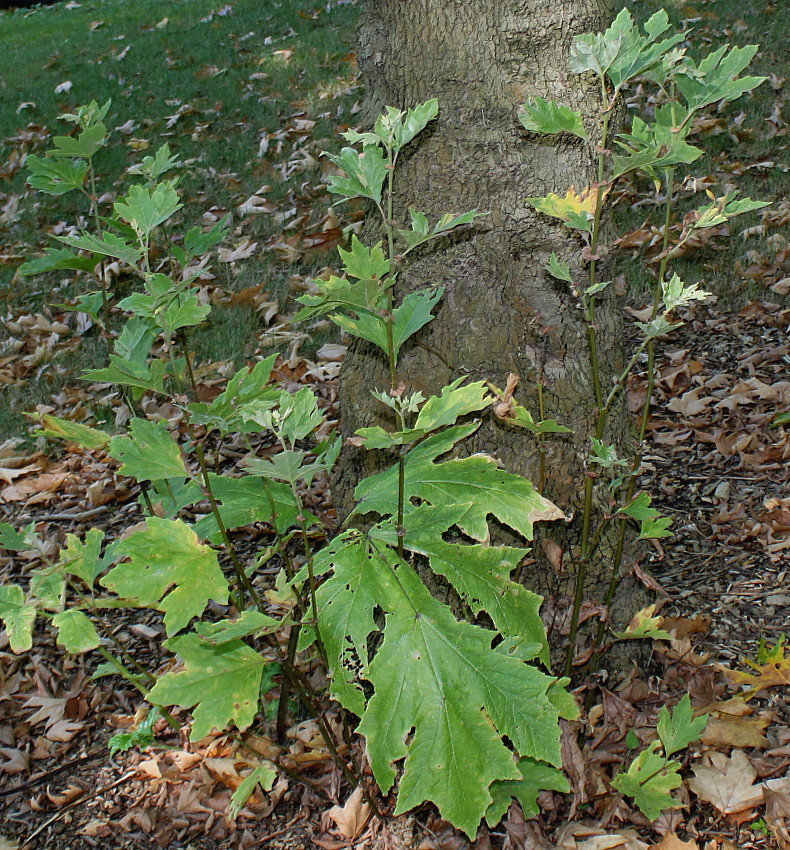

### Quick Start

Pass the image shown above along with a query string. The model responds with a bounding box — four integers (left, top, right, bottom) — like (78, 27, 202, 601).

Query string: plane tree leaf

(658, 694, 708, 757)
(108, 418, 188, 482)
(191, 473, 304, 540)
(612, 742, 682, 821)
(324, 145, 388, 203)
(26, 155, 89, 195)
(319, 540, 568, 837)
(18, 247, 99, 276)
(370, 504, 549, 664)
(147, 633, 264, 741)
(0, 586, 37, 652)
(53, 610, 101, 654)
(518, 98, 588, 140)
(56, 528, 108, 586)
(56, 231, 142, 266)
(102, 518, 229, 635)
(486, 757, 570, 826)
(353, 423, 563, 542)
(34, 414, 110, 449)
(114, 180, 182, 237)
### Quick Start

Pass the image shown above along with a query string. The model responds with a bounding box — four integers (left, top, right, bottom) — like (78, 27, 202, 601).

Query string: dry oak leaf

(688, 750, 763, 816)
(701, 715, 770, 749)
(665, 387, 714, 418)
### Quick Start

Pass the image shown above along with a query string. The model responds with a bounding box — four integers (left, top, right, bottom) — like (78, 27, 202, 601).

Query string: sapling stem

(587, 166, 677, 663)
(564, 104, 611, 676)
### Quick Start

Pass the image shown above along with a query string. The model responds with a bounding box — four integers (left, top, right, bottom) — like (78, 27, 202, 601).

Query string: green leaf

(0, 522, 31, 552)
(371, 504, 549, 665)
(518, 98, 588, 140)
(569, 8, 684, 90)
(394, 98, 439, 148)
(147, 632, 264, 741)
(187, 355, 278, 435)
(56, 231, 142, 266)
(486, 757, 570, 826)
(26, 154, 88, 195)
(191, 473, 304, 540)
(114, 180, 182, 237)
(331, 309, 390, 353)
(108, 418, 188, 482)
(657, 694, 707, 757)
(29, 564, 65, 610)
(128, 143, 181, 180)
(193, 611, 279, 645)
(18, 247, 99, 277)
(397, 208, 430, 248)
(612, 742, 682, 821)
(34, 414, 109, 449)
(414, 378, 490, 433)
(676, 44, 766, 112)
(244, 449, 326, 487)
(108, 707, 160, 755)
(182, 216, 230, 260)
(337, 236, 391, 280)
(296, 274, 388, 322)
(348, 546, 563, 837)
(545, 253, 574, 284)
(228, 762, 277, 820)
(118, 277, 210, 336)
(278, 386, 324, 443)
(103, 518, 229, 635)
(0, 585, 36, 652)
(353, 425, 425, 450)
(84, 355, 167, 394)
(50, 122, 107, 158)
(53, 610, 101, 654)
(617, 492, 672, 539)
(324, 145, 388, 203)
(139, 477, 202, 518)
(56, 528, 107, 586)
(353, 423, 563, 542)
(391, 287, 443, 357)
(690, 193, 769, 230)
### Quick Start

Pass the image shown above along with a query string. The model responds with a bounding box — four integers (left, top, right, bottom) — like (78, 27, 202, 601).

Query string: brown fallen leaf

(765, 784, 790, 850)
(326, 786, 372, 840)
(701, 715, 770, 749)
(648, 835, 699, 850)
(688, 750, 764, 817)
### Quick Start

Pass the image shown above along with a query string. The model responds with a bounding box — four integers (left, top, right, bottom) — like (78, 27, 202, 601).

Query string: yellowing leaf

(102, 518, 229, 635)
(526, 185, 605, 229)
(147, 633, 265, 741)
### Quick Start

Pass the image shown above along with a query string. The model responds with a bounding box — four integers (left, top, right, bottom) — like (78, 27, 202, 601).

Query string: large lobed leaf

(353, 423, 563, 542)
(147, 633, 265, 741)
(315, 536, 572, 837)
(102, 517, 229, 635)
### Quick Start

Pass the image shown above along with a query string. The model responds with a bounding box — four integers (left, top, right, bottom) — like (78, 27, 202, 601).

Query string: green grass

(618, 0, 789, 304)
(0, 0, 361, 440)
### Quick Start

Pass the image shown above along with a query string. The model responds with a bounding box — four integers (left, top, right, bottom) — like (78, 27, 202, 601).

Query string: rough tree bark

(334, 0, 646, 648)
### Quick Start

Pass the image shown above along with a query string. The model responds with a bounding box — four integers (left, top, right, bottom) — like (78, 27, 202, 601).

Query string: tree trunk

(335, 0, 646, 650)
